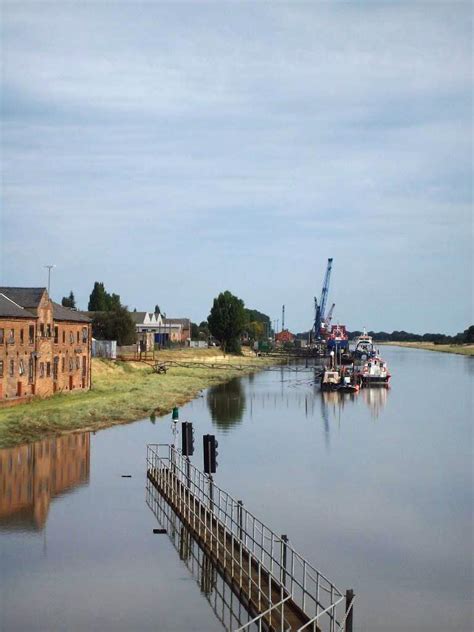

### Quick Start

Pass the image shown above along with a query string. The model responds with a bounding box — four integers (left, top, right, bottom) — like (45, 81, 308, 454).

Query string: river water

(0, 346, 472, 632)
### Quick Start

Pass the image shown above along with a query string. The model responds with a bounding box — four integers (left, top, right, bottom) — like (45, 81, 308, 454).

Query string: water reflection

(207, 379, 246, 430)
(0, 433, 90, 531)
(146, 481, 257, 631)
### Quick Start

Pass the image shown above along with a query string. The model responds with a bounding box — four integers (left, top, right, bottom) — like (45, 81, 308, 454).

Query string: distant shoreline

(381, 342, 474, 356)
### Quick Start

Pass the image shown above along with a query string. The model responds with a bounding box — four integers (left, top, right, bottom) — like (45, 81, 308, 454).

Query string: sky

(1, 1, 472, 334)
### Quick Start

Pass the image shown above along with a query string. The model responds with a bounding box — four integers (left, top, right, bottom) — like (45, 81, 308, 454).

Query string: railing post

(345, 589, 354, 632)
(237, 500, 243, 540)
(280, 534, 288, 587)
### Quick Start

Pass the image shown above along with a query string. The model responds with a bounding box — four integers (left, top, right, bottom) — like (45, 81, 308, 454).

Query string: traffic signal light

(181, 422, 194, 456)
(203, 434, 218, 474)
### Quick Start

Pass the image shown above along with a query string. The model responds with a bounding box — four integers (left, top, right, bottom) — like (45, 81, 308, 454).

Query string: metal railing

(147, 444, 354, 632)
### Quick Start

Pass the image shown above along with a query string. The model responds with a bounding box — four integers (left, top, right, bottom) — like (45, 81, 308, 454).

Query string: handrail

(147, 443, 353, 631)
(234, 595, 292, 631)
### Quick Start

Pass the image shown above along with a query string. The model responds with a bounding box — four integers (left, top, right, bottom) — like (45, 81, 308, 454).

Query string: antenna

(44, 265, 55, 295)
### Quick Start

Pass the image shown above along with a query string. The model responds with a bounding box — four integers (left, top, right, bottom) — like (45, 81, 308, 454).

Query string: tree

(154, 305, 161, 315)
(88, 282, 109, 311)
(61, 291, 76, 309)
(88, 282, 121, 312)
(191, 322, 200, 339)
(91, 305, 136, 346)
(208, 291, 246, 353)
(463, 325, 474, 343)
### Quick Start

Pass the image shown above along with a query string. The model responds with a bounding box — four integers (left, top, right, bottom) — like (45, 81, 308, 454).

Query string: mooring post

(345, 589, 354, 632)
(280, 534, 288, 586)
(237, 500, 243, 540)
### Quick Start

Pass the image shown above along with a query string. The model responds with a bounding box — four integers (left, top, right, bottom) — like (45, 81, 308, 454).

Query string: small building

(0, 287, 92, 404)
(275, 329, 295, 345)
(131, 311, 191, 345)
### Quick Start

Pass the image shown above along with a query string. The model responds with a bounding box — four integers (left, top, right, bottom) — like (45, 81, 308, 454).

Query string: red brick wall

(0, 295, 91, 403)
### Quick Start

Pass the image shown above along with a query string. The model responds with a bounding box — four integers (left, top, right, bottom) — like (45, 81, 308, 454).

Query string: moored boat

(358, 356, 390, 387)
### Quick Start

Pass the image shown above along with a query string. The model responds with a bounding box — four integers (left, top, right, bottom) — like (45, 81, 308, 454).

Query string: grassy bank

(0, 350, 278, 448)
(382, 342, 474, 356)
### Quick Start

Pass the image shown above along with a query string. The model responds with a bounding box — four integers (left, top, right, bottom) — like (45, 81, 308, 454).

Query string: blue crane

(314, 258, 333, 340)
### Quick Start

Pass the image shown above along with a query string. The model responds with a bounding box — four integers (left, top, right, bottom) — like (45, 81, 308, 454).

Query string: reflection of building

(0, 433, 90, 530)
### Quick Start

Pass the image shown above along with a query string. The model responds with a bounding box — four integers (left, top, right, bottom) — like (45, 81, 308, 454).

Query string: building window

(70, 331, 74, 344)
(69, 358, 74, 371)
(62, 357, 65, 372)
(29, 325, 35, 344)
(77, 331, 80, 344)
(82, 327, 88, 343)
(53, 357, 59, 380)
(75, 356, 80, 370)
(28, 358, 34, 383)
(0, 329, 3, 344)
(10, 360, 15, 377)
(62, 330, 66, 344)
(39, 362, 45, 378)
(46, 324, 51, 338)
(46, 362, 51, 377)
(20, 329, 24, 344)
(8, 329, 14, 344)
(82, 356, 87, 377)
(40, 324, 45, 337)
(54, 326, 59, 344)
(0, 360, 3, 377)
(19, 359, 25, 376)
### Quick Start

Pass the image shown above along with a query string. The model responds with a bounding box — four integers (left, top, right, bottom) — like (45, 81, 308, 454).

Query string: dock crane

(325, 302, 336, 327)
(314, 258, 333, 340)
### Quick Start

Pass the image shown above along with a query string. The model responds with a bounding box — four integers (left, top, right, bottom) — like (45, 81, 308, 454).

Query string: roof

(163, 318, 191, 326)
(52, 303, 91, 323)
(0, 287, 46, 308)
(0, 293, 35, 319)
(130, 311, 148, 324)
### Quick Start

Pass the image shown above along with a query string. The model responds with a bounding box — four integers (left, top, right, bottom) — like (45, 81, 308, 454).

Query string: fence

(147, 444, 354, 632)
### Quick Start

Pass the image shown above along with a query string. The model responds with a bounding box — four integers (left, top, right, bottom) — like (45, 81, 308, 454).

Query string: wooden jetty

(147, 445, 354, 632)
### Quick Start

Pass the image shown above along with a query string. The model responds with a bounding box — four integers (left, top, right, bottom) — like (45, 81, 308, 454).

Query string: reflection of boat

(353, 329, 376, 360)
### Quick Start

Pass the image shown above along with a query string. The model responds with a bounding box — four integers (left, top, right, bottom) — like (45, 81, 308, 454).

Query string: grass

(382, 342, 474, 356)
(0, 351, 278, 448)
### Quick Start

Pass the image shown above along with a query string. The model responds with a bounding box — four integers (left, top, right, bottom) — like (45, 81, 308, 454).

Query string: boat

(358, 356, 390, 387)
(326, 324, 349, 353)
(353, 329, 376, 360)
(320, 366, 360, 392)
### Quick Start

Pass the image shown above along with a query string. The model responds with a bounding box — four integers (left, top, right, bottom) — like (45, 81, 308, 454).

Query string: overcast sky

(1, 1, 472, 334)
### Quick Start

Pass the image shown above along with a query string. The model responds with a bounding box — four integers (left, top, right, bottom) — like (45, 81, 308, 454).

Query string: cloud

(1, 2, 472, 332)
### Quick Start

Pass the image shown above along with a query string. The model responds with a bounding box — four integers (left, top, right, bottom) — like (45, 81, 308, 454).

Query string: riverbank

(0, 350, 278, 448)
(382, 342, 474, 356)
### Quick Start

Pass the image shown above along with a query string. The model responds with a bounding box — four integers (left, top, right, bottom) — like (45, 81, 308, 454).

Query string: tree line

(347, 327, 474, 345)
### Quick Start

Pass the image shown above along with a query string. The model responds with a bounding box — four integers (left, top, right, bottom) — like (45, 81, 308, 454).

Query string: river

(0, 346, 472, 632)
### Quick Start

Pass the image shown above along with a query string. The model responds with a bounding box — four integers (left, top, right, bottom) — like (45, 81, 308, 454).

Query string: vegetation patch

(0, 353, 278, 448)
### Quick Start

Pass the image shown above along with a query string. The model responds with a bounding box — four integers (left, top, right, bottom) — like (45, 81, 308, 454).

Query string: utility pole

(282, 305, 285, 331)
(44, 265, 55, 295)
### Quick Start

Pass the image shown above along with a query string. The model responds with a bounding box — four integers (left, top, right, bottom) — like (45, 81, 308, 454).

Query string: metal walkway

(147, 445, 354, 632)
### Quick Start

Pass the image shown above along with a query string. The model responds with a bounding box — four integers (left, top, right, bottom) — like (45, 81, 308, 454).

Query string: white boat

(359, 356, 390, 387)
(353, 329, 376, 360)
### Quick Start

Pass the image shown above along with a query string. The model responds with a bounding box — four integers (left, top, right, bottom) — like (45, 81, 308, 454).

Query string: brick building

(274, 329, 295, 345)
(0, 287, 91, 403)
